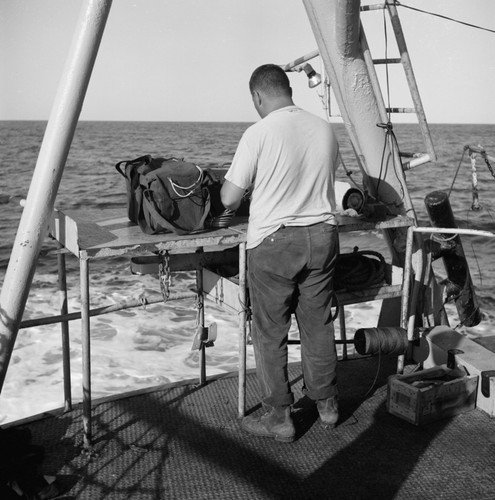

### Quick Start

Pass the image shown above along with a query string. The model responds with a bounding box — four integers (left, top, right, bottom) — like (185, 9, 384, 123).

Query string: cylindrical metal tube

(0, 0, 113, 393)
(238, 242, 247, 418)
(81, 258, 92, 448)
(196, 252, 206, 385)
(424, 191, 482, 327)
(57, 249, 72, 412)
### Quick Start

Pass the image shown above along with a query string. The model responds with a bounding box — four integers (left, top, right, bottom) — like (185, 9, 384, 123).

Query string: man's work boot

(241, 406, 295, 442)
(317, 396, 339, 429)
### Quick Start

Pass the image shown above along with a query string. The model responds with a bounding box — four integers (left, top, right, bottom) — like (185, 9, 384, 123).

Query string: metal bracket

(481, 370, 495, 398)
(447, 349, 465, 370)
(191, 322, 217, 350)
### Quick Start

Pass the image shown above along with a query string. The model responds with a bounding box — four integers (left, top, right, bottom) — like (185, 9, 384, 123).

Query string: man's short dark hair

(249, 64, 292, 96)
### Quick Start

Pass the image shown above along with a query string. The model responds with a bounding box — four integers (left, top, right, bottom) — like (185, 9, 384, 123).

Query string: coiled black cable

(334, 247, 386, 291)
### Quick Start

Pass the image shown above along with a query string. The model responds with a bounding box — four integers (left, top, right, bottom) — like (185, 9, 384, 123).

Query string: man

(221, 64, 340, 442)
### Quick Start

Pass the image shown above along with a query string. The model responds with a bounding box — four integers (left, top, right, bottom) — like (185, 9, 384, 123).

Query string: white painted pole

(0, 0, 113, 392)
(238, 242, 247, 418)
(302, 0, 409, 217)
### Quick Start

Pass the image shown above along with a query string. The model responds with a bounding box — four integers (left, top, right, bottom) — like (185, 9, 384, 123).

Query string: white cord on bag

(168, 165, 204, 198)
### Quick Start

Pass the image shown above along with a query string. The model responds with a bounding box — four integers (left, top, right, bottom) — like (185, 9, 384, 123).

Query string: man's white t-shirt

(225, 105, 340, 249)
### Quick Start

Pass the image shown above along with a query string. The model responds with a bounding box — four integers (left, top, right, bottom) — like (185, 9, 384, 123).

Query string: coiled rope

(334, 247, 386, 291)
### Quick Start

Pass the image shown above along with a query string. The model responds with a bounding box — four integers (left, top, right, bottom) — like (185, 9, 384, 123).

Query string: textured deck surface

(10, 356, 495, 499)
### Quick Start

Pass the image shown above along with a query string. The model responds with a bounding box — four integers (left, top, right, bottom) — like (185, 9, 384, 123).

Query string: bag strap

(142, 187, 211, 235)
(201, 168, 217, 185)
(197, 188, 212, 229)
(115, 155, 152, 178)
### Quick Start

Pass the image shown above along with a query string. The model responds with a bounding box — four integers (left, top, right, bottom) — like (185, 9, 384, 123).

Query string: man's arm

(221, 180, 246, 211)
(335, 151, 342, 173)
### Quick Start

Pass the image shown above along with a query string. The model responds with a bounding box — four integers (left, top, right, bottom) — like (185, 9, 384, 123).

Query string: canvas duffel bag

(116, 156, 213, 235)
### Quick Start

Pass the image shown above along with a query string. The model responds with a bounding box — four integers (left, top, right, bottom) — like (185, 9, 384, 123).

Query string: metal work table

(49, 208, 249, 447)
(49, 208, 413, 446)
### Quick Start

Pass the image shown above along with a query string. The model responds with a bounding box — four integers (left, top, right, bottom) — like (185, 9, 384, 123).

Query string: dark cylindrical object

(354, 327, 409, 356)
(424, 191, 482, 327)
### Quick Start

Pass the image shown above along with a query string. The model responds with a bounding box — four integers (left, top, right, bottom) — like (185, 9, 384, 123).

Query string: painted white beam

(302, 0, 412, 218)
(0, 0, 113, 392)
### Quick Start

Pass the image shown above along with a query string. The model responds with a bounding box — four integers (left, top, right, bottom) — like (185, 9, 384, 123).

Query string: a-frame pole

(302, 0, 410, 218)
(0, 0, 113, 392)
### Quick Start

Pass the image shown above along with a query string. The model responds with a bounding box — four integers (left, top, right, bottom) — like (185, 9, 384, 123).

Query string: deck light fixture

(303, 63, 321, 88)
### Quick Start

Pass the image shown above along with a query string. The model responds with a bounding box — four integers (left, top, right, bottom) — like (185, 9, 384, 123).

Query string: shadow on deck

(7, 355, 495, 499)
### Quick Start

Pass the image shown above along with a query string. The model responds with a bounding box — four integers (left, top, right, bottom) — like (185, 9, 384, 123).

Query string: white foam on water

(0, 265, 385, 424)
(3, 262, 491, 425)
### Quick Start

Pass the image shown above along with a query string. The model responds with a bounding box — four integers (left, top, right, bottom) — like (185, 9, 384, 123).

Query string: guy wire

(447, 148, 467, 198)
(395, 1, 495, 35)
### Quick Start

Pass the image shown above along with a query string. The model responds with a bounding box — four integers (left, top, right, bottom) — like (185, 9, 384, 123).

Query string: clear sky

(1, 0, 494, 124)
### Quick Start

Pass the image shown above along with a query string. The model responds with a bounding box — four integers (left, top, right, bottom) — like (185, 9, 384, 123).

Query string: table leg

(196, 261, 206, 385)
(397, 225, 414, 374)
(339, 305, 348, 360)
(57, 248, 72, 412)
(238, 242, 247, 418)
(80, 258, 91, 448)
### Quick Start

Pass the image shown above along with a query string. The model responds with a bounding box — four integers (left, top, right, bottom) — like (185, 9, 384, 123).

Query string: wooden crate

(387, 365, 478, 425)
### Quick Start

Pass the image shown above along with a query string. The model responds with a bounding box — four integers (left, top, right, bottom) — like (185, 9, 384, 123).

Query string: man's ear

(252, 90, 262, 107)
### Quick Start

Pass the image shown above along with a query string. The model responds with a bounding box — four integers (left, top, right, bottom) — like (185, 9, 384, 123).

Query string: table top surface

(49, 208, 413, 259)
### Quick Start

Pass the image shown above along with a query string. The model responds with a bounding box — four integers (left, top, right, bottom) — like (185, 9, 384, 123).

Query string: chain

(483, 153, 495, 179)
(194, 292, 202, 327)
(470, 154, 481, 211)
(158, 250, 171, 302)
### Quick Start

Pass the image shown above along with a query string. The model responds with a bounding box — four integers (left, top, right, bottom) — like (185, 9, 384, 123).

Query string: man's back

(226, 105, 339, 248)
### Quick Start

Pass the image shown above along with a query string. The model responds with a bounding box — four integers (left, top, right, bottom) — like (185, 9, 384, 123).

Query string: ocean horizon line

(1, 119, 495, 126)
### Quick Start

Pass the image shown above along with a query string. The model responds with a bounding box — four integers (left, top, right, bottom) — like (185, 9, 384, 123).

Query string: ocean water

(0, 120, 494, 424)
